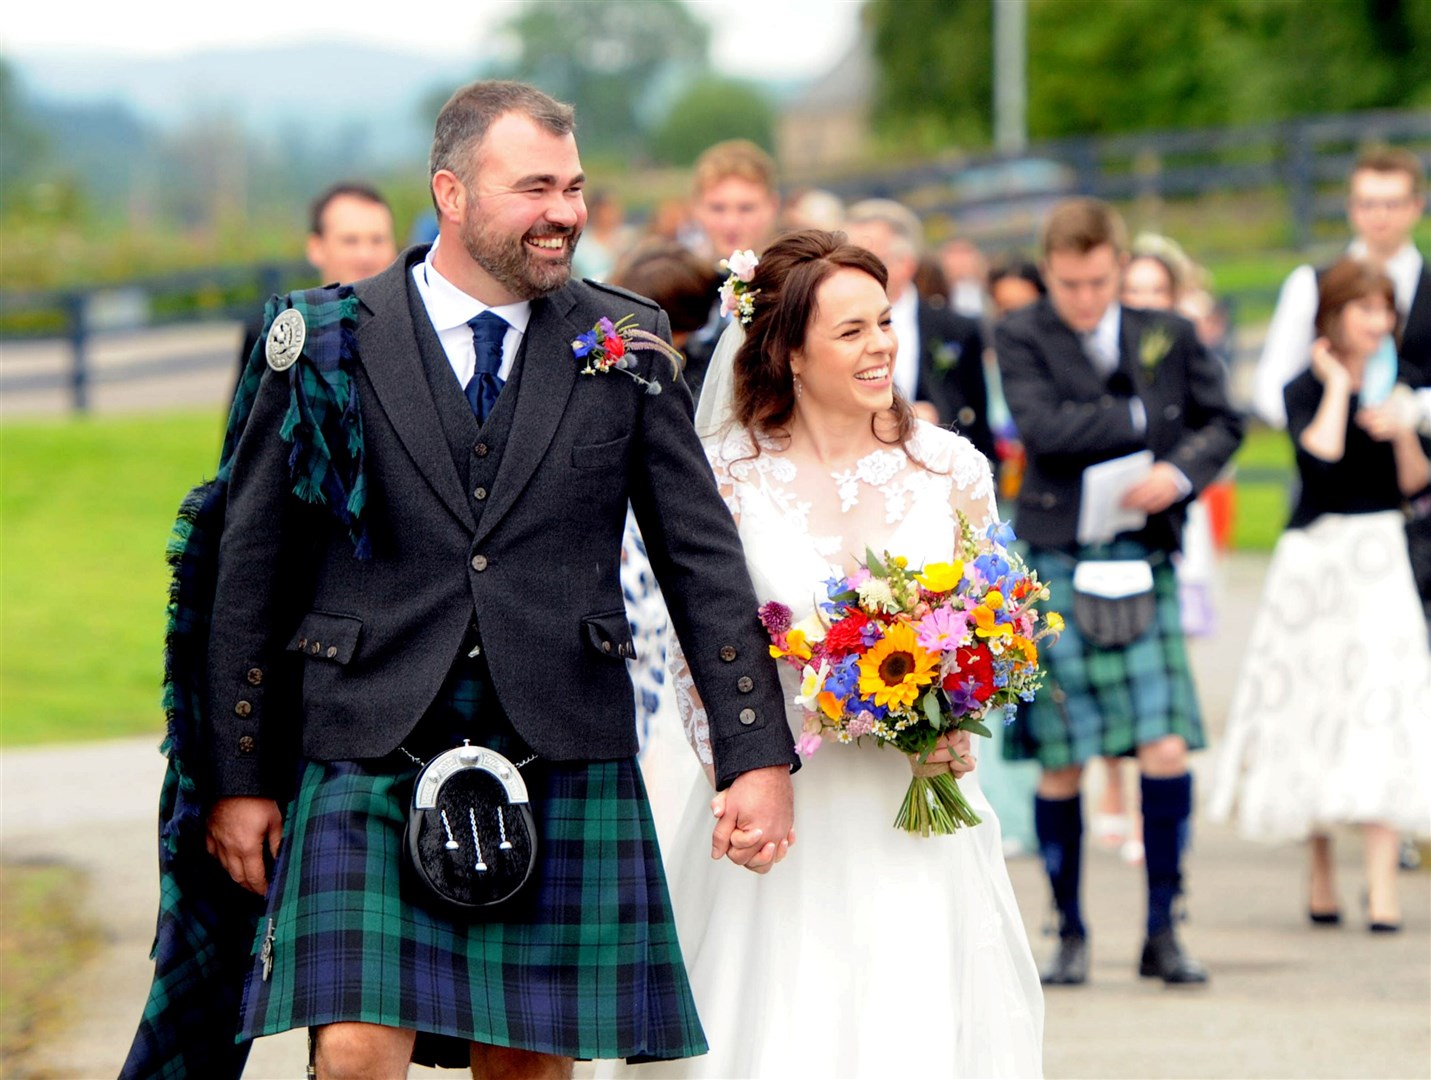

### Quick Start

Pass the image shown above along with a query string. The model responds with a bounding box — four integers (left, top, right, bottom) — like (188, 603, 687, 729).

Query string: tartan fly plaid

(1003, 542, 1206, 769)
(239, 661, 706, 1066)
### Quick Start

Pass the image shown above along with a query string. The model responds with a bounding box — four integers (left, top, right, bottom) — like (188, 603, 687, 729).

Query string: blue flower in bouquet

(826, 655, 860, 698)
(985, 518, 1017, 547)
(972, 549, 1011, 589)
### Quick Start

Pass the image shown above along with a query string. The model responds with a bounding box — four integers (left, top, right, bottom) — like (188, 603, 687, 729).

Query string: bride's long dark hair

(731, 229, 919, 455)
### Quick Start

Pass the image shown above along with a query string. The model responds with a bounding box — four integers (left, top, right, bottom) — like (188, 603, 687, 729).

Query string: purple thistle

(758, 601, 793, 635)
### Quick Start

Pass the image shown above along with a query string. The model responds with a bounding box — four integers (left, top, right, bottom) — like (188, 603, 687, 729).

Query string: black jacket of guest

(914, 299, 996, 462)
(995, 297, 1243, 553)
(204, 246, 796, 799)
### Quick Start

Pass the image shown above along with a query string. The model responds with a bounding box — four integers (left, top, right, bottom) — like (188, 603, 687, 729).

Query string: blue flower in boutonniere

(572, 314, 683, 396)
(933, 340, 963, 372)
(1139, 325, 1174, 377)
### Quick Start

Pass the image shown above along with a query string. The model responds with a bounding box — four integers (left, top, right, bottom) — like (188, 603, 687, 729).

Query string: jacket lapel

(473, 285, 583, 543)
(352, 249, 476, 531)
(1036, 299, 1105, 395)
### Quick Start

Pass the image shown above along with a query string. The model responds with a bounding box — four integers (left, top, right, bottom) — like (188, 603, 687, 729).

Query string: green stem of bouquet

(894, 771, 983, 836)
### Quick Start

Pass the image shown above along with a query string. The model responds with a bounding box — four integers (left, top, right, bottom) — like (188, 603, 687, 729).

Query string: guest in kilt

(201, 80, 797, 1078)
(995, 198, 1243, 987)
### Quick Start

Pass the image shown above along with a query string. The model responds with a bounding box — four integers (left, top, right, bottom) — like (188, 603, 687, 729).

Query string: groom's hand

(711, 765, 795, 874)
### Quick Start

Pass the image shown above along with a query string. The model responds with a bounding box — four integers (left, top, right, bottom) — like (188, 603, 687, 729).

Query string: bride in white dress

(609, 231, 1043, 1079)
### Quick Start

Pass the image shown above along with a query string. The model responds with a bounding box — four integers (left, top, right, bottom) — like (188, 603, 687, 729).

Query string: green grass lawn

(1229, 424, 1295, 553)
(1, 411, 224, 746)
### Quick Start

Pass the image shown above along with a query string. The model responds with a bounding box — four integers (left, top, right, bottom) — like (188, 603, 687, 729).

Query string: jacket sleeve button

(238, 735, 256, 753)
(737, 676, 754, 692)
(326, 646, 338, 658)
(719, 646, 738, 662)
(738, 708, 756, 725)
(234, 700, 253, 718)
(246, 667, 264, 686)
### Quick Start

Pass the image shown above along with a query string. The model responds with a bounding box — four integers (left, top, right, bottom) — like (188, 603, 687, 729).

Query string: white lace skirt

(601, 735, 1045, 1080)
(1207, 511, 1431, 841)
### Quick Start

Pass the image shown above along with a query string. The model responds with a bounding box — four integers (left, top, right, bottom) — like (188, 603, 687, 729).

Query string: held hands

(710, 764, 795, 875)
(1119, 461, 1184, 515)
(206, 796, 283, 895)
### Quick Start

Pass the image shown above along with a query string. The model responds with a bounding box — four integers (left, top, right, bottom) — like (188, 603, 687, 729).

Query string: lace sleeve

(669, 637, 715, 774)
(942, 430, 999, 531)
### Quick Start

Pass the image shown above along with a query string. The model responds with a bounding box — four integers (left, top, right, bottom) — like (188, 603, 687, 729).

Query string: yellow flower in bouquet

(857, 622, 939, 709)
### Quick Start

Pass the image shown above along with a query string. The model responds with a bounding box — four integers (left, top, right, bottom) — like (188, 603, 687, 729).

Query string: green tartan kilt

(237, 661, 705, 1065)
(1003, 543, 1206, 770)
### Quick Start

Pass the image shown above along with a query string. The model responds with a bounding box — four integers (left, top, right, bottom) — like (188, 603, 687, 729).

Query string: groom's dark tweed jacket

(205, 244, 796, 796)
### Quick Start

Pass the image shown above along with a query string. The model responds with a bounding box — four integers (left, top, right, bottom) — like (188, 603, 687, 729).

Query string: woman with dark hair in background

(1210, 258, 1431, 932)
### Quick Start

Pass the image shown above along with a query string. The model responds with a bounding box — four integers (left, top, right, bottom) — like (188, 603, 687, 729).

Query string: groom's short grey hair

(846, 199, 926, 259)
(429, 80, 576, 194)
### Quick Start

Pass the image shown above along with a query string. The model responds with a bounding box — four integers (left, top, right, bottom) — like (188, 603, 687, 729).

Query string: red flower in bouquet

(823, 609, 870, 657)
(945, 644, 996, 704)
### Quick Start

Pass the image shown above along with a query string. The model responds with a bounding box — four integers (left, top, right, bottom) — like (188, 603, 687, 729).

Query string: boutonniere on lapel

(572, 315, 683, 396)
(1138, 325, 1174, 378)
(933, 340, 963, 371)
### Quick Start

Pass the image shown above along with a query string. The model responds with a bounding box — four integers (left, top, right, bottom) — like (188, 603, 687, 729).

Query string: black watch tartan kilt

(1003, 541, 1206, 770)
(237, 657, 706, 1065)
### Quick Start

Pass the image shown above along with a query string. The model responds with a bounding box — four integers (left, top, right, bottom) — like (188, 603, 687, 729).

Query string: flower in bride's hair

(718, 249, 760, 325)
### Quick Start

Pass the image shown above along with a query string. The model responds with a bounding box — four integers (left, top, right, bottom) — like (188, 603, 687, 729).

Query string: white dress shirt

(410, 239, 532, 388)
(1253, 241, 1425, 428)
(890, 286, 921, 403)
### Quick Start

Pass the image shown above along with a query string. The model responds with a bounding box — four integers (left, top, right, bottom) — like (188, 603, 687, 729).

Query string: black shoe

(1368, 921, 1402, 934)
(1040, 934, 1089, 985)
(1308, 909, 1342, 926)
(1138, 929, 1208, 984)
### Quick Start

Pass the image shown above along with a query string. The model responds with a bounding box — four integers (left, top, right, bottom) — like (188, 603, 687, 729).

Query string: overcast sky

(0, 0, 865, 80)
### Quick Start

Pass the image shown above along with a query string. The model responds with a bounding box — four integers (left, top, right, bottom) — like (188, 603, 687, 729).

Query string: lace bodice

(675, 421, 999, 765)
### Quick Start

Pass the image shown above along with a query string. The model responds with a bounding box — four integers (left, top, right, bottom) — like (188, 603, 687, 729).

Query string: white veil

(692, 319, 745, 444)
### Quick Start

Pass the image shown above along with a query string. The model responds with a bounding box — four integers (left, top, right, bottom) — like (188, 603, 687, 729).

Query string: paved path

(3, 554, 1427, 1079)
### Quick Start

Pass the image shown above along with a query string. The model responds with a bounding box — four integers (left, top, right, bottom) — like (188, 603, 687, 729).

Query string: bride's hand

(925, 730, 976, 777)
(710, 766, 797, 874)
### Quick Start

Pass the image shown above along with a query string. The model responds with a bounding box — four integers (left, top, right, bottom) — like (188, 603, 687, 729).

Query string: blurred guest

(236, 182, 396, 387)
(912, 253, 950, 305)
(941, 236, 991, 320)
(683, 139, 783, 394)
(780, 187, 845, 232)
(1209, 258, 1430, 932)
(846, 198, 996, 462)
(610, 241, 721, 352)
(1255, 146, 1427, 428)
(987, 254, 1045, 318)
(572, 190, 631, 282)
(1122, 252, 1182, 311)
(997, 198, 1242, 986)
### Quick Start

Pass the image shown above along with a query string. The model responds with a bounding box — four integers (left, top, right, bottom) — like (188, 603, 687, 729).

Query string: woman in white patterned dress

(609, 231, 1043, 1079)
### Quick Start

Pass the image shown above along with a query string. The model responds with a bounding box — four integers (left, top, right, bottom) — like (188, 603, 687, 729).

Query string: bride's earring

(793, 374, 804, 401)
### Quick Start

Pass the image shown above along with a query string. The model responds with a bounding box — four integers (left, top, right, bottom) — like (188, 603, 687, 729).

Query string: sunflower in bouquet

(760, 515, 1064, 836)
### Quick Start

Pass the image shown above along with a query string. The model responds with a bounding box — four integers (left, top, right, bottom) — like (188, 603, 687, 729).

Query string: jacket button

(719, 646, 737, 662)
(738, 708, 756, 725)
(957, 406, 976, 426)
(737, 676, 754, 692)
(326, 646, 338, 658)
(1040, 492, 1057, 509)
(1163, 404, 1182, 420)
(472, 554, 488, 571)
(473, 487, 488, 501)
(296, 637, 307, 650)
(234, 700, 253, 718)
(474, 442, 489, 457)
(238, 735, 256, 753)
(309, 641, 321, 655)
(246, 667, 264, 686)
(602, 640, 612, 652)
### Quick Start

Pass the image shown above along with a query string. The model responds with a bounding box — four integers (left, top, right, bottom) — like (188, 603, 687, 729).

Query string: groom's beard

(461, 218, 581, 300)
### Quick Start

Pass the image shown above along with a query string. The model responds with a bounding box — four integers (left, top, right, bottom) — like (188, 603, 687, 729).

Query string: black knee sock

(1035, 793, 1085, 939)
(1141, 772, 1193, 937)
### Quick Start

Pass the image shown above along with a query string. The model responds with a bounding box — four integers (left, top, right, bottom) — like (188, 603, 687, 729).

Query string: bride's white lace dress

(614, 421, 1044, 1079)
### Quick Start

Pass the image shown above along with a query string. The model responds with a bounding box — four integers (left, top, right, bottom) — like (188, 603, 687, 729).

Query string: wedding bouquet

(760, 515, 1063, 836)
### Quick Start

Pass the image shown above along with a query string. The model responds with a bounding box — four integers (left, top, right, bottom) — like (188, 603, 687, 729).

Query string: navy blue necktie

(465, 311, 508, 423)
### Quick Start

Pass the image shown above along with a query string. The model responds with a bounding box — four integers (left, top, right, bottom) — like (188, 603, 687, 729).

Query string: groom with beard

(201, 80, 797, 1078)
